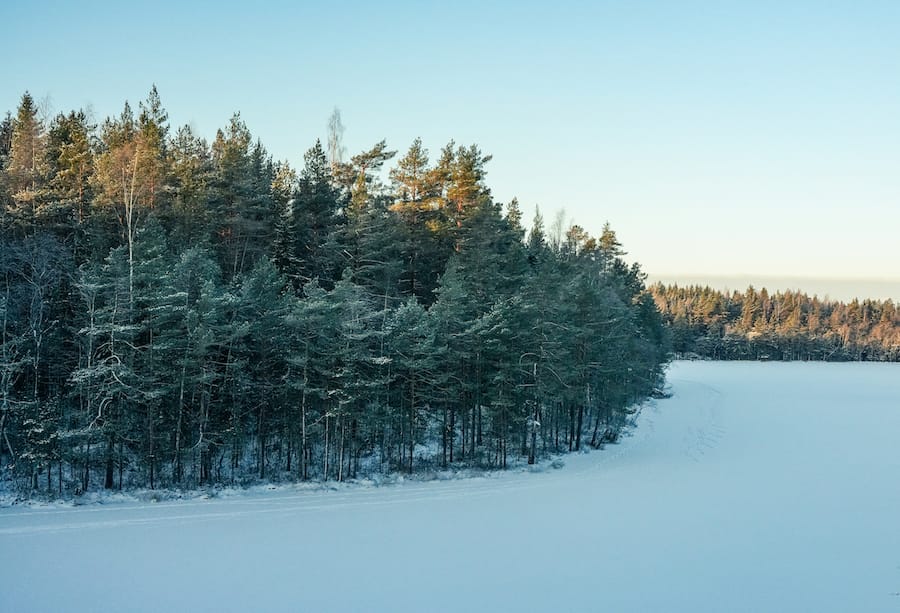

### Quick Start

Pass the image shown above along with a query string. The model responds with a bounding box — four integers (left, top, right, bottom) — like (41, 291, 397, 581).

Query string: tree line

(0, 88, 668, 495)
(651, 283, 900, 361)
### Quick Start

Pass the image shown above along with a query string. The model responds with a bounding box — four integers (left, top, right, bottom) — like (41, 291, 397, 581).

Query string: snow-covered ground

(2, 360, 900, 612)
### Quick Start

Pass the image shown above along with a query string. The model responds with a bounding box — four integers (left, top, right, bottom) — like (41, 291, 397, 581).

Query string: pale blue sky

(3, 1, 899, 298)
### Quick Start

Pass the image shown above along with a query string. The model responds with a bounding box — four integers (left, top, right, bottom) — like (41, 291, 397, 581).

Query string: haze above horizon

(648, 274, 900, 304)
(3, 1, 898, 290)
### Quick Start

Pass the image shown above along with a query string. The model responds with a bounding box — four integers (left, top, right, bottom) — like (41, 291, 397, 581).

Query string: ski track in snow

(0, 441, 637, 537)
(0, 393, 679, 537)
(678, 379, 726, 463)
(0, 480, 545, 537)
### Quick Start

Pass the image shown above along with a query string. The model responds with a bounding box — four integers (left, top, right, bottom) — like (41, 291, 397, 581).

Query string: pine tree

(285, 279, 335, 480)
(430, 198, 529, 464)
(209, 114, 276, 279)
(92, 89, 171, 307)
(445, 144, 492, 233)
(5, 92, 48, 227)
(326, 274, 386, 480)
(136, 85, 170, 214)
(337, 140, 397, 277)
(232, 258, 292, 480)
(0, 88, 677, 491)
(46, 110, 94, 247)
(389, 138, 449, 303)
(385, 299, 439, 473)
(71, 243, 139, 489)
(350, 193, 405, 306)
(167, 125, 213, 247)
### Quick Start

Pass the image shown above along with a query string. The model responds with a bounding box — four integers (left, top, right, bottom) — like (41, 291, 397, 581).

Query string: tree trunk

(83, 438, 91, 492)
(301, 391, 308, 480)
(104, 433, 114, 489)
(338, 415, 345, 482)
(442, 406, 448, 469)
(408, 378, 415, 474)
(477, 404, 483, 448)
(575, 405, 584, 451)
(590, 402, 603, 448)
(449, 407, 455, 463)
(528, 425, 537, 465)
(470, 403, 477, 460)
(173, 360, 187, 483)
(286, 433, 292, 473)
(258, 402, 266, 480)
(117, 439, 124, 490)
(149, 412, 155, 489)
(460, 403, 466, 460)
(350, 418, 358, 479)
(323, 413, 329, 480)
(553, 404, 559, 451)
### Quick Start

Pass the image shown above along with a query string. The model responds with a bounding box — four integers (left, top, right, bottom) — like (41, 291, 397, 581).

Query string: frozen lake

(2, 361, 900, 612)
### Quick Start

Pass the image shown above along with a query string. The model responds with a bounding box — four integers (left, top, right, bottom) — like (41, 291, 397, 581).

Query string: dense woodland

(0, 88, 669, 495)
(652, 284, 900, 361)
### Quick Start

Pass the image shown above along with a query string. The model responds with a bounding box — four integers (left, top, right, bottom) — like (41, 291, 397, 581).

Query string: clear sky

(3, 1, 899, 298)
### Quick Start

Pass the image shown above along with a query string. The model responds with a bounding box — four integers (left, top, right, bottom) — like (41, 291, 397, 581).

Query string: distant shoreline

(647, 275, 900, 304)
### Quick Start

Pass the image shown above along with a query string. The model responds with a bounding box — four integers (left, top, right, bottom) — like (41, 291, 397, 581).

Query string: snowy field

(2, 360, 900, 612)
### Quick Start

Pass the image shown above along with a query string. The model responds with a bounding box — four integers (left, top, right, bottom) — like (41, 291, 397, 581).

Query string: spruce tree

(285, 141, 341, 288)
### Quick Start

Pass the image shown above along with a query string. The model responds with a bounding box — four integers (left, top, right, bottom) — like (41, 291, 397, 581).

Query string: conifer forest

(0, 88, 670, 494)
(652, 284, 900, 361)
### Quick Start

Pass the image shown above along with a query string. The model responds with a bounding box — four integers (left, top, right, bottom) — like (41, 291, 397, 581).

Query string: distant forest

(651, 284, 900, 361)
(0, 88, 669, 496)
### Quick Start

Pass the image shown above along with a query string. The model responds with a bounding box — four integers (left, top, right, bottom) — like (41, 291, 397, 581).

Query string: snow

(2, 360, 900, 612)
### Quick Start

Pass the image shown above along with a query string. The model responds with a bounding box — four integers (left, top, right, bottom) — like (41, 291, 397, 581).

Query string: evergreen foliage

(652, 284, 900, 361)
(0, 89, 670, 496)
